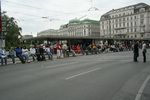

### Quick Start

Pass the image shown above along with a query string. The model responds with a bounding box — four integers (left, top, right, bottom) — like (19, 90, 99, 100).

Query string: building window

(127, 23, 129, 27)
(131, 29, 133, 32)
(131, 16, 132, 20)
(134, 28, 136, 32)
(116, 19, 118, 23)
(141, 34, 143, 37)
(123, 22, 125, 27)
(127, 17, 129, 20)
(119, 18, 121, 22)
(119, 23, 121, 27)
(116, 24, 118, 28)
(127, 29, 129, 32)
(123, 18, 125, 21)
(134, 16, 136, 19)
(140, 19, 144, 25)
(135, 22, 136, 26)
(135, 35, 137, 38)
(131, 22, 133, 27)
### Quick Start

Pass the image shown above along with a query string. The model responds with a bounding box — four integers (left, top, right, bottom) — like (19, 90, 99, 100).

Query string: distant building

(58, 19, 100, 37)
(37, 29, 58, 37)
(100, 3, 150, 39)
(22, 35, 33, 39)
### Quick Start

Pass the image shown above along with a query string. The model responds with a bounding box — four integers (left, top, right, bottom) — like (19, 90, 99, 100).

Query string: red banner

(0, 16, 2, 32)
(0, 0, 2, 32)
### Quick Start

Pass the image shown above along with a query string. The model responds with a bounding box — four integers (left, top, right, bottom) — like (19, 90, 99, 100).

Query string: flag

(0, 0, 2, 32)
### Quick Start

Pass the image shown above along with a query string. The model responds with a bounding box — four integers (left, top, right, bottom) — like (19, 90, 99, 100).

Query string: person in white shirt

(0, 48, 7, 65)
(142, 42, 147, 63)
(22, 46, 30, 63)
(30, 46, 36, 61)
(45, 45, 53, 60)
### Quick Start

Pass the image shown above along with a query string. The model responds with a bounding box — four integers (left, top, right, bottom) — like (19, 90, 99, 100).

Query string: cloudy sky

(1, 0, 150, 36)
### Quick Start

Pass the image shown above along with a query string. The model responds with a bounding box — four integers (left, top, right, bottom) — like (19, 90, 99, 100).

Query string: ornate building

(37, 29, 58, 37)
(58, 19, 100, 37)
(100, 3, 150, 39)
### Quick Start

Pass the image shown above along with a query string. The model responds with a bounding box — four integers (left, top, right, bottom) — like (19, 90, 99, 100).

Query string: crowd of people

(0, 41, 149, 66)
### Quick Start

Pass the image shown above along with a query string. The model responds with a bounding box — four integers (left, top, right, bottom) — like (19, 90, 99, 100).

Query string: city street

(0, 50, 150, 100)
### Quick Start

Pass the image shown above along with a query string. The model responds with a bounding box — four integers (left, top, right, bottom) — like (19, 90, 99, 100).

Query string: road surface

(0, 50, 150, 100)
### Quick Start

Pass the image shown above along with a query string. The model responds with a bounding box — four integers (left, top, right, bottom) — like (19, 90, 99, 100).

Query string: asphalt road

(0, 50, 150, 100)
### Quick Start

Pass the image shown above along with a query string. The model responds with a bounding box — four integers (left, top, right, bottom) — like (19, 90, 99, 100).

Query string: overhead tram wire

(3, 0, 79, 15)
(3, 0, 91, 15)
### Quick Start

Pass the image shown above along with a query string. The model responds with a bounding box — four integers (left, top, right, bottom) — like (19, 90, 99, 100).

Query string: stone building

(100, 3, 150, 39)
(58, 19, 100, 37)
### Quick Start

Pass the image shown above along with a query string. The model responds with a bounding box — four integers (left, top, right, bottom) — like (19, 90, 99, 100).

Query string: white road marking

(45, 62, 78, 68)
(135, 75, 150, 100)
(65, 67, 102, 80)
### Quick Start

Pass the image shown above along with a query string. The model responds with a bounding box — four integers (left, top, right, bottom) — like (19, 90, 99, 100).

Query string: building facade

(37, 29, 58, 37)
(58, 19, 100, 37)
(100, 3, 150, 39)
(22, 35, 33, 39)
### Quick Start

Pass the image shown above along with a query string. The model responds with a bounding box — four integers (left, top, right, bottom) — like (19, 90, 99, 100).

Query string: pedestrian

(9, 47, 16, 64)
(0, 48, 7, 66)
(15, 46, 25, 64)
(35, 45, 41, 61)
(22, 46, 30, 63)
(45, 45, 53, 60)
(56, 41, 61, 59)
(39, 44, 46, 61)
(30, 45, 36, 61)
(133, 41, 139, 62)
(142, 42, 147, 63)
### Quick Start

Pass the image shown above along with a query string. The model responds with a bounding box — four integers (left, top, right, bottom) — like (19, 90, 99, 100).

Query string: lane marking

(135, 75, 150, 100)
(65, 67, 102, 80)
(45, 62, 78, 68)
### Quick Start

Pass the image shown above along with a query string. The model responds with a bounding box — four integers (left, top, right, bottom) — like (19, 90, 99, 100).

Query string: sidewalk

(0, 53, 83, 66)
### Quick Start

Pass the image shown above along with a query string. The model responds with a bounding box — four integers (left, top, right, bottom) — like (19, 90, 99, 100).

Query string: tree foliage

(2, 14, 22, 49)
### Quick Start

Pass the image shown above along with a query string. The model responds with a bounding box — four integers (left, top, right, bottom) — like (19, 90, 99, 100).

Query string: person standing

(45, 45, 53, 60)
(133, 41, 139, 62)
(9, 47, 16, 64)
(0, 48, 7, 65)
(30, 45, 36, 61)
(56, 42, 61, 59)
(22, 46, 30, 63)
(142, 42, 147, 63)
(15, 46, 25, 64)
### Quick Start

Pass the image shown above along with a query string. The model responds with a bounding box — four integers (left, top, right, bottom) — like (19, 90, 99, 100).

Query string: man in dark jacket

(15, 46, 25, 63)
(133, 41, 139, 62)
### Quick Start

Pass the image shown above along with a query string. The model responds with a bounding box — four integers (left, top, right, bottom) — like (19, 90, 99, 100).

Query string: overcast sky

(1, 0, 150, 36)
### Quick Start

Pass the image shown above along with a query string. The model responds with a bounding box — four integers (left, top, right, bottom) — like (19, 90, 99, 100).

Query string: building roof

(102, 2, 150, 17)
(37, 29, 58, 36)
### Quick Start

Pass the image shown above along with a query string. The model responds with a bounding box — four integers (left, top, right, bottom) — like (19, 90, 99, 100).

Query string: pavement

(140, 77, 150, 100)
(0, 50, 150, 100)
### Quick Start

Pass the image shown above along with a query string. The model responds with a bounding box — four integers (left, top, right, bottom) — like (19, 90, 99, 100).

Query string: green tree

(2, 14, 22, 49)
